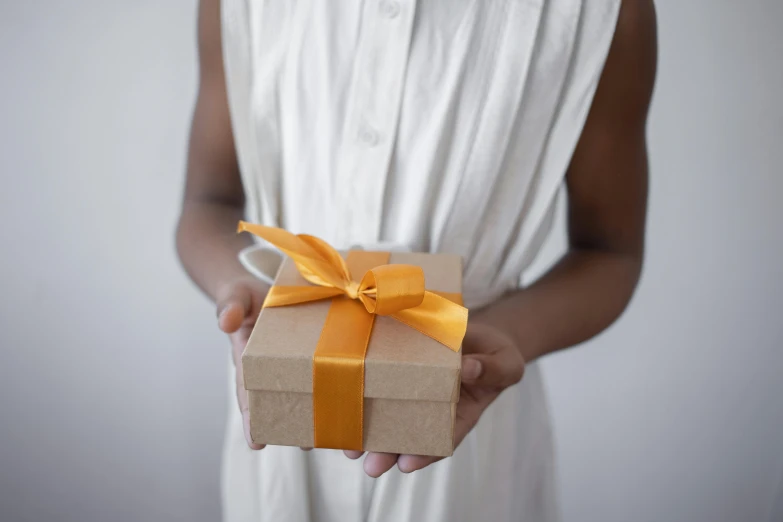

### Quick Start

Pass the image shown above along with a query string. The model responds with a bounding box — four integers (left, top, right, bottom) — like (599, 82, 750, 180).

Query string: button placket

(338, 0, 417, 244)
(379, 0, 401, 19)
(357, 122, 380, 147)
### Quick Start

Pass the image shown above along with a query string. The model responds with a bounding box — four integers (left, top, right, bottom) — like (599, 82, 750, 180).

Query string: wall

(0, 1, 781, 521)
(0, 2, 224, 521)
(534, 2, 783, 521)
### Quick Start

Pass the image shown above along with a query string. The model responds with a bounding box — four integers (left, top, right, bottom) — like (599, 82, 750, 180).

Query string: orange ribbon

(238, 222, 468, 450)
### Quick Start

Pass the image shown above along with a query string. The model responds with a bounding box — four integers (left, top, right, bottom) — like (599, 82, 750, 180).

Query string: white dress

(220, 1, 620, 520)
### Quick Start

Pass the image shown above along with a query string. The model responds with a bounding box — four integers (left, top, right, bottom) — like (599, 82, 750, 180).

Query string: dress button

(379, 0, 400, 19)
(357, 123, 380, 147)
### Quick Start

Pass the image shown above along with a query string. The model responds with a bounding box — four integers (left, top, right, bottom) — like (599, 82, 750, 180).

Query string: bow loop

(357, 264, 425, 315)
(237, 222, 351, 290)
(238, 221, 467, 352)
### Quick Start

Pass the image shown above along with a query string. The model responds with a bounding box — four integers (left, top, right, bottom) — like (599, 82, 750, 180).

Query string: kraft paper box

(242, 251, 463, 457)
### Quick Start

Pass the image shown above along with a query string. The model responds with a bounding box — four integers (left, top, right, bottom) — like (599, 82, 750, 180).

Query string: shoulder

(611, 0, 658, 104)
(616, 0, 657, 36)
(591, 0, 658, 131)
(613, 0, 658, 68)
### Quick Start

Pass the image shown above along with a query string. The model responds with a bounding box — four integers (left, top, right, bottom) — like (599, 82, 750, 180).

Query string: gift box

(239, 223, 468, 457)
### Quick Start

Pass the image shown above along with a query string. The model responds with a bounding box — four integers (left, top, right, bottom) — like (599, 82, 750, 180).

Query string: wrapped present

(238, 222, 468, 457)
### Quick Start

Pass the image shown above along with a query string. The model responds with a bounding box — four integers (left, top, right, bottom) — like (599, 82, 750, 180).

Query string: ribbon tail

(390, 292, 468, 352)
(264, 286, 345, 308)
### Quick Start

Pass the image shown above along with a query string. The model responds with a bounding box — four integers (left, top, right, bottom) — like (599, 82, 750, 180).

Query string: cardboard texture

(242, 251, 463, 457)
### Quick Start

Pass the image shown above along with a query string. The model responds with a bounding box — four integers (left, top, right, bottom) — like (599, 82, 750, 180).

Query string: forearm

(475, 248, 642, 363)
(176, 199, 254, 301)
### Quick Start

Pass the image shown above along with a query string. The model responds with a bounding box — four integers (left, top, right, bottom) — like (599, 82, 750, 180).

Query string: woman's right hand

(216, 277, 270, 450)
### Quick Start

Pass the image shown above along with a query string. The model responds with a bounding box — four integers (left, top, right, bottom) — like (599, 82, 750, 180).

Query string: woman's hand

(216, 277, 270, 450)
(344, 319, 526, 476)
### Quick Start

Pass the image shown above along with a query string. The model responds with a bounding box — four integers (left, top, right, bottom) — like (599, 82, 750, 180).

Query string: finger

(462, 357, 483, 381)
(300, 447, 313, 451)
(242, 410, 264, 451)
(217, 286, 254, 334)
(344, 450, 364, 460)
(230, 322, 256, 358)
(363, 452, 398, 478)
(453, 394, 484, 448)
(462, 351, 524, 389)
(397, 454, 442, 473)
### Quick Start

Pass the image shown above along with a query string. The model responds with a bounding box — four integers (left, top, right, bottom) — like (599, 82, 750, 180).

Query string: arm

(475, 0, 657, 363)
(362, 0, 658, 477)
(177, 0, 253, 300)
(176, 0, 268, 449)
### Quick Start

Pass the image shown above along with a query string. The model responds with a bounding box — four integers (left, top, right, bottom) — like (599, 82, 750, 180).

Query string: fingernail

(463, 358, 482, 380)
(216, 303, 227, 318)
(397, 455, 413, 473)
(217, 307, 228, 326)
(363, 458, 376, 477)
(243, 417, 255, 446)
(344, 450, 364, 460)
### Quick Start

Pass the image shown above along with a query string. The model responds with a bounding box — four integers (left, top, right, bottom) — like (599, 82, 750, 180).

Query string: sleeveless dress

(220, 1, 620, 520)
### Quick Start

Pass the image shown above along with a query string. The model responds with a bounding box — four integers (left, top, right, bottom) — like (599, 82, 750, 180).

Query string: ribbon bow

(238, 221, 468, 351)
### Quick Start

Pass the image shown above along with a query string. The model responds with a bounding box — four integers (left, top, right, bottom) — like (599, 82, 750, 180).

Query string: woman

(176, 0, 657, 520)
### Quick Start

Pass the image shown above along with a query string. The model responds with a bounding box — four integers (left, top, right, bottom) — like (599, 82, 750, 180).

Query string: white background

(1, 1, 781, 521)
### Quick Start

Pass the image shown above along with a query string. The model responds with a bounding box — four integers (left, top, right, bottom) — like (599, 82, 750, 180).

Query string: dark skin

(177, 0, 657, 477)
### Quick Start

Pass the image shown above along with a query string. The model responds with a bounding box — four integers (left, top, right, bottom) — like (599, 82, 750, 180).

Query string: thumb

(216, 285, 254, 334)
(462, 350, 524, 389)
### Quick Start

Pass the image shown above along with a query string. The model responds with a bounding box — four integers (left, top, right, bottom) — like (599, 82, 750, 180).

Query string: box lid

(242, 251, 463, 403)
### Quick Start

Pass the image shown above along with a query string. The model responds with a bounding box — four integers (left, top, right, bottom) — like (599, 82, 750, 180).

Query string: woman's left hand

(344, 320, 526, 477)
